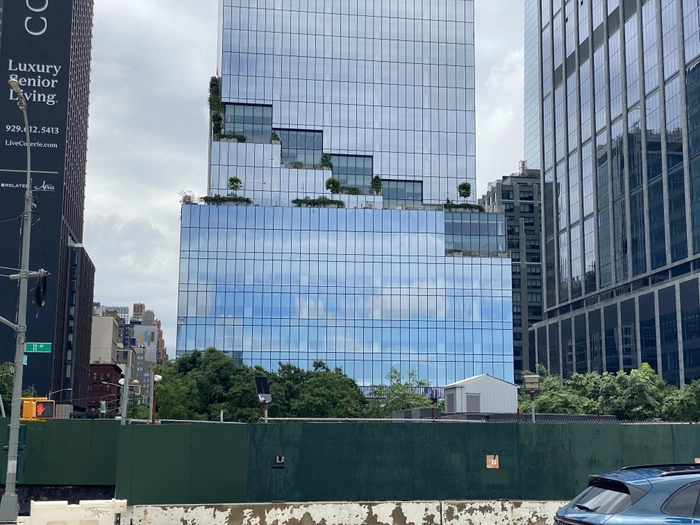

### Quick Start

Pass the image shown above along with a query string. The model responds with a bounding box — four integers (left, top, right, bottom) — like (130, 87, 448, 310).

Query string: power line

(0, 215, 22, 225)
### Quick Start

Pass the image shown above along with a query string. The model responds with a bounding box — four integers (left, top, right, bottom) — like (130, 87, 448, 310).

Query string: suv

(555, 464, 700, 524)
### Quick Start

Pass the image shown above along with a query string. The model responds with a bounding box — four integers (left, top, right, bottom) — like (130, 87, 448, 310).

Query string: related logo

(0, 180, 55, 192)
(34, 180, 55, 192)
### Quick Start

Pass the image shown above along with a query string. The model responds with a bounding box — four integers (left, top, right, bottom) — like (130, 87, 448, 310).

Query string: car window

(662, 482, 700, 518)
(572, 485, 632, 515)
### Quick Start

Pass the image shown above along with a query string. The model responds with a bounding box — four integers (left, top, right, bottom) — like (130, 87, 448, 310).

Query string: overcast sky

(83, 1, 525, 357)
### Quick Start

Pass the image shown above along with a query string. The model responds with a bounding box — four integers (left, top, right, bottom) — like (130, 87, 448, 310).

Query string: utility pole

(0, 79, 35, 523)
(120, 354, 131, 426)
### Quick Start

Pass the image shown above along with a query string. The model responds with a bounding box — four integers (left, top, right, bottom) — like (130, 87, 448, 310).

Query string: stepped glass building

(529, 0, 700, 386)
(176, 0, 514, 386)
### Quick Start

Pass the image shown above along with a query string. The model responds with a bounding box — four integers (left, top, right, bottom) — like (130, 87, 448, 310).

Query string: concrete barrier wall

(17, 499, 127, 525)
(123, 500, 567, 525)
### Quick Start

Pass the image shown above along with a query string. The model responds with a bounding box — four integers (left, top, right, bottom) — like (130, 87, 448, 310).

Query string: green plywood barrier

(3, 419, 700, 505)
(247, 423, 523, 503)
(115, 424, 248, 506)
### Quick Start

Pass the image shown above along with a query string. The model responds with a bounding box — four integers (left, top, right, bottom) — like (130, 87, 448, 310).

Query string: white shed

(443, 374, 518, 414)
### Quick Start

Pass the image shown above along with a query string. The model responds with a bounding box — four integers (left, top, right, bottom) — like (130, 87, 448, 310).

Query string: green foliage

(366, 368, 434, 418)
(201, 194, 253, 206)
(292, 196, 345, 208)
(0, 363, 13, 415)
(321, 153, 333, 169)
(325, 177, 341, 194)
(457, 181, 472, 200)
(128, 401, 150, 420)
(370, 175, 383, 195)
(211, 113, 222, 137)
(228, 177, 243, 193)
(152, 350, 367, 422)
(339, 186, 362, 195)
(290, 161, 305, 169)
(218, 132, 246, 142)
(444, 199, 485, 212)
(178, 190, 196, 204)
(518, 364, 686, 421)
(270, 130, 280, 142)
(208, 76, 221, 112)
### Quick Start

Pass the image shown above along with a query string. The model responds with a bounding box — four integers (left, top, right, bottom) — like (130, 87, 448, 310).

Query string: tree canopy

(152, 350, 436, 422)
(457, 182, 471, 200)
(519, 364, 700, 422)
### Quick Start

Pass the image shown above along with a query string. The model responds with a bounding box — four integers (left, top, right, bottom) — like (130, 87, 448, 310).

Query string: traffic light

(21, 398, 55, 420)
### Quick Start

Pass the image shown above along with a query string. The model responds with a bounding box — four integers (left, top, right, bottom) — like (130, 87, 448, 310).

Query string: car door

(660, 481, 700, 525)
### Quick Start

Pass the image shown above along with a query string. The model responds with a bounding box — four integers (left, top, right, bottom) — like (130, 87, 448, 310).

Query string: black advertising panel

(0, 1, 74, 393)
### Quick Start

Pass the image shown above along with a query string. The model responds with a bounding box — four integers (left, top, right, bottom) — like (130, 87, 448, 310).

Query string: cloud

(474, 1, 525, 196)
(84, 0, 218, 353)
(83, 214, 179, 352)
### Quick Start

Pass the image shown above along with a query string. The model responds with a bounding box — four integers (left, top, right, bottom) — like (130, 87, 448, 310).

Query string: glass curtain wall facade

(525, 0, 542, 169)
(531, 0, 700, 386)
(179, 205, 513, 386)
(177, 0, 515, 386)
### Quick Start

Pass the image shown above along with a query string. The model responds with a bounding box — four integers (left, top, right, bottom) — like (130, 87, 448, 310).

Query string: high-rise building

(0, 1, 95, 407)
(90, 309, 119, 364)
(530, 0, 700, 386)
(479, 168, 543, 382)
(176, 0, 514, 386)
(524, 0, 542, 170)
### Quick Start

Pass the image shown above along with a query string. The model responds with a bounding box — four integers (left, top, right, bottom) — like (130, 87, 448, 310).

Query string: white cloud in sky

(83, 0, 525, 356)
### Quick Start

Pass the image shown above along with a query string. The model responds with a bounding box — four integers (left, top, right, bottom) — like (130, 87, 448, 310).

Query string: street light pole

(48, 388, 72, 400)
(150, 374, 162, 425)
(0, 79, 33, 524)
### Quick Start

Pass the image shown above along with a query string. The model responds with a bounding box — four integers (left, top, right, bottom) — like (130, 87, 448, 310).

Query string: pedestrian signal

(21, 398, 55, 420)
(36, 400, 54, 419)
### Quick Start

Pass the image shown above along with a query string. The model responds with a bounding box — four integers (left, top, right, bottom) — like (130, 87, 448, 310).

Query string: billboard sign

(0, 1, 75, 393)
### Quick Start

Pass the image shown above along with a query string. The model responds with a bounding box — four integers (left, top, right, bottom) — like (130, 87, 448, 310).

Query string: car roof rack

(620, 464, 700, 473)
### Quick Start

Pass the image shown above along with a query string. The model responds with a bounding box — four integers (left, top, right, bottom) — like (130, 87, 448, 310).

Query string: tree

(367, 368, 434, 418)
(519, 364, 678, 421)
(321, 153, 333, 169)
(370, 176, 382, 196)
(325, 177, 341, 194)
(457, 182, 471, 200)
(228, 177, 243, 194)
(289, 361, 367, 418)
(153, 361, 204, 421)
(179, 190, 196, 204)
(152, 350, 368, 422)
(605, 363, 668, 421)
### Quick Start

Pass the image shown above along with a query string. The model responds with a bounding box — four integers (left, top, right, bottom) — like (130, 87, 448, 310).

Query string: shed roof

(443, 374, 517, 389)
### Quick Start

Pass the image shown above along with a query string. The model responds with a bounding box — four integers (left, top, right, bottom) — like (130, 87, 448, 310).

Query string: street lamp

(106, 379, 139, 425)
(48, 388, 72, 400)
(150, 374, 162, 424)
(0, 78, 35, 524)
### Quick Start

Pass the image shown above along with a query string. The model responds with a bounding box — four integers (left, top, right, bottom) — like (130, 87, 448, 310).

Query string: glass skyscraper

(524, 0, 542, 170)
(530, 0, 700, 386)
(177, 0, 514, 386)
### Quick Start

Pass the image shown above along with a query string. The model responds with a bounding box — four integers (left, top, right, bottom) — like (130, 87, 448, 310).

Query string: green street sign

(22, 355, 27, 366)
(25, 343, 52, 353)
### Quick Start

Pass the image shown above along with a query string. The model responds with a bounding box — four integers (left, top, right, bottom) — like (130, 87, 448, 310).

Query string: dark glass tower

(0, 1, 95, 410)
(480, 169, 543, 383)
(530, 0, 700, 386)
